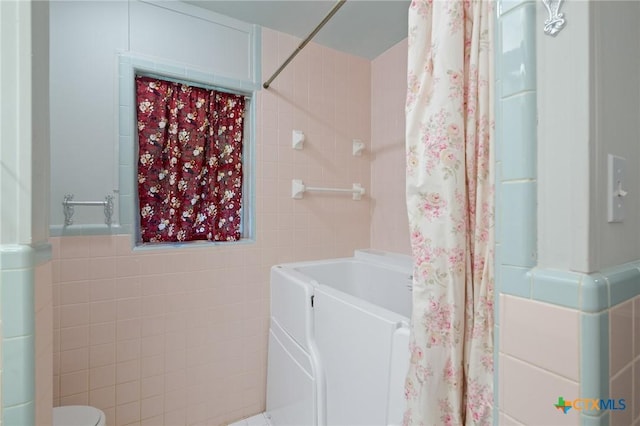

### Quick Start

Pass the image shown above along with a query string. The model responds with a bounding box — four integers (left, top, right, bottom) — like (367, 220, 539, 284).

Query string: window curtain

(404, 1, 494, 425)
(136, 76, 246, 243)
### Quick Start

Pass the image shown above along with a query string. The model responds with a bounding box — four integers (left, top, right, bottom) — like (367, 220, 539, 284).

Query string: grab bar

(291, 179, 365, 200)
(63, 194, 114, 226)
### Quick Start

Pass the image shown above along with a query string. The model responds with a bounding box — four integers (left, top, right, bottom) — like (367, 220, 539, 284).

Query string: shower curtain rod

(263, 0, 347, 89)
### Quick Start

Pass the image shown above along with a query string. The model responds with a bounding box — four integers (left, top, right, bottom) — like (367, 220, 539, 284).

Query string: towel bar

(291, 179, 365, 201)
(63, 194, 114, 226)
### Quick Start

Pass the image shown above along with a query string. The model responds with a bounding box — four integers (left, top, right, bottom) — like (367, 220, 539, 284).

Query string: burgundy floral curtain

(136, 76, 245, 243)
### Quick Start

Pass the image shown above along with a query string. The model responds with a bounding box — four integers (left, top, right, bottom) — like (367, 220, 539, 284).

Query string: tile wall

(35, 261, 53, 426)
(370, 39, 411, 255)
(51, 27, 372, 426)
(609, 297, 640, 426)
(499, 295, 580, 426)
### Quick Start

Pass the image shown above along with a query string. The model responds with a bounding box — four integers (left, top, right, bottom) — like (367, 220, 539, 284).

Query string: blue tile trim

(493, 9, 503, 419)
(498, 0, 535, 17)
(504, 263, 640, 311)
(499, 3, 536, 97)
(493, 324, 500, 415)
(499, 181, 537, 267)
(119, 135, 133, 167)
(0, 245, 34, 270)
(500, 265, 532, 298)
(33, 242, 52, 266)
(531, 268, 581, 309)
(495, 245, 502, 325)
(118, 105, 131, 137)
(49, 224, 124, 237)
(252, 25, 262, 85)
(603, 263, 640, 307)
(581, 411, 610, 426)
(0, 244, 36, 421)
(581, 273, 609, 313)
(119, 164, 134, 197)
(581, 312, 609, 416)
(1, 269, 35, 338)
(494, 168, 502, 245)
(2, 336, 35, 407)
(3, 401, 35, 426)
(501, 93, 537, 180)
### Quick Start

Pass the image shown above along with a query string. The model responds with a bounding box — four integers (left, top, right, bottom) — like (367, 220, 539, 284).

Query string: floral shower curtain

(404, 1, 494, 425)
(136, 76, 245, 243)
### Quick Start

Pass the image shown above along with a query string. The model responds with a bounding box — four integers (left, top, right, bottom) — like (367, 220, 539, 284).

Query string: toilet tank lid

(53, 405, 104, 426)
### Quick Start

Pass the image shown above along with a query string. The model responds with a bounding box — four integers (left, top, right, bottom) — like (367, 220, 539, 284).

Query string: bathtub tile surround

(370, 39, 410, 256)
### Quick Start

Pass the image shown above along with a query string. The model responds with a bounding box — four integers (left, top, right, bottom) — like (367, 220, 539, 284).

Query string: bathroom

(1, 0, 640, 425)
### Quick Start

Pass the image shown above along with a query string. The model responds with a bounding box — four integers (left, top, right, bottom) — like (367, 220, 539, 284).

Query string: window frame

(118, 55, 257, 250)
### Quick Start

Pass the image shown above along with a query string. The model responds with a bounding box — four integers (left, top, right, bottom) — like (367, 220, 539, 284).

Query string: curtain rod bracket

(263, 0, 347, 89)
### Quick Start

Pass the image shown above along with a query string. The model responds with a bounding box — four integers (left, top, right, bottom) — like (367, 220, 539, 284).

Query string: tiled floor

(228, 412, 272, 426)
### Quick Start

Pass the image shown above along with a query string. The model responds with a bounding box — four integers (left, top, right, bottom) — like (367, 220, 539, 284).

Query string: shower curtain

(404, 1, 494, 425)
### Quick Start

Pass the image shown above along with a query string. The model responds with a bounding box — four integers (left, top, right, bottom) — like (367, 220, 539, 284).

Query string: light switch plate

(607, 154, 625, 223)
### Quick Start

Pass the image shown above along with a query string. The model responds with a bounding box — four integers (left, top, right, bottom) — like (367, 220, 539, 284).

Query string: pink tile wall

(370, 39, 410, 255)
(609, 297, 640, 426)
(499, 295, 580, 425)
(51, 28, 371, 426)
(36, 261, 54, 426)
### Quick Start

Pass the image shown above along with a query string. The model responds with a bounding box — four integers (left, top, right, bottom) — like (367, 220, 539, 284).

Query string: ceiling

(183, 0, 410, 60)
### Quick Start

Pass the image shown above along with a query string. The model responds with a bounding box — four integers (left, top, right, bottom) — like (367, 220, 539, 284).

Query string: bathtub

(266, 250, 412, 426)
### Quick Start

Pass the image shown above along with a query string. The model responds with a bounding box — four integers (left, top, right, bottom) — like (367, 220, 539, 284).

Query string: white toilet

(53, 405, 106, 426)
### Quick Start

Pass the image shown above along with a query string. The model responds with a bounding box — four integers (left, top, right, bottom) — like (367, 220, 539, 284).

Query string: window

(135, 75, 247, 243)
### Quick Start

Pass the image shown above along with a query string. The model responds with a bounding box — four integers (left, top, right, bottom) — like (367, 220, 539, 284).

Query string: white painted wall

(0, 0, 49, 245)
(537, 1, 640, 272)
(590, 0, 640, 271)
(49, 0, 258, 228)
(536, 0, 592, 272)
(49, 1, 127, 227)
(31, 0, 50, 244)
